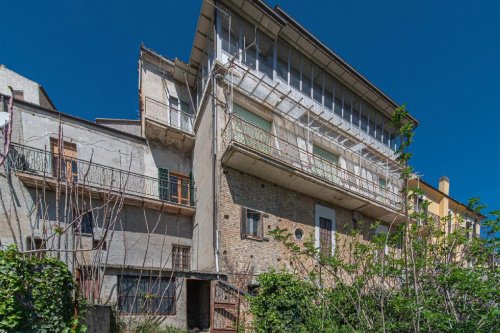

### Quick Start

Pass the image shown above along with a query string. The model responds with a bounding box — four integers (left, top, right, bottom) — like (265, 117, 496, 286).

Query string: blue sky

(1, 0, 499, 219)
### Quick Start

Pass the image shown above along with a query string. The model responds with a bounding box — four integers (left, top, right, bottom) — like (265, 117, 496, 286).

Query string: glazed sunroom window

(217, 9, 400, 152)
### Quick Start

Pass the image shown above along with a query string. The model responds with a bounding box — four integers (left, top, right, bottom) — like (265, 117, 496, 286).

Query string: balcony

(143, 97, 195, 146)
(222, 115, 403, 223)
(8, 143, 195, 216)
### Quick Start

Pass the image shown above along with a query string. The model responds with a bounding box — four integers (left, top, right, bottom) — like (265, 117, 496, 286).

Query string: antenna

(0, 112, 11, 129)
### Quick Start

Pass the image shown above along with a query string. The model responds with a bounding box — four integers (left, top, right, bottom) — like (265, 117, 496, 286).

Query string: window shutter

(234, 104, 271, 132)
(158, 168, 169, 201)
(240, 207, 247, 238)
(313, 145, 339, 165)
(257, 213, 263, 238)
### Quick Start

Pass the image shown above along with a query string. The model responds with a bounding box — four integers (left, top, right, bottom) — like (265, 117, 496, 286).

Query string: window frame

(117, 275, 176, 316)
(172, 244, 191, 271)
(241, 207, 264, 240)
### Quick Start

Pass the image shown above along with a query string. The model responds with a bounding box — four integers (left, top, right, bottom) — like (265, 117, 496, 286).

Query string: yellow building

(408, 176, 483, 239)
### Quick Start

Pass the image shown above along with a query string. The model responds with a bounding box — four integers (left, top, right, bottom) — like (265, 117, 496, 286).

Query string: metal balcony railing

(8, 143, 195, 207)
(222, 115, 402, 211)
(144, 97, 194, 134)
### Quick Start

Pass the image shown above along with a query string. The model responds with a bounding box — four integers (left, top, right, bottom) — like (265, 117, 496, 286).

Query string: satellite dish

(0, 112, 11, 129)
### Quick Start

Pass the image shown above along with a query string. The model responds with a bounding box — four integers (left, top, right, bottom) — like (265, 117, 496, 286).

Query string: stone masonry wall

(218, 167, 382, 287)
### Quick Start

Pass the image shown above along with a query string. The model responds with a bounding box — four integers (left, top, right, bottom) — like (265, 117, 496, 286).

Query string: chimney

(439, 176, 450, 195)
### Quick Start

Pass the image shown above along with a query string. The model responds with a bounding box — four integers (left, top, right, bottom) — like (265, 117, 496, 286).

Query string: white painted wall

(0, 65, 41, 105)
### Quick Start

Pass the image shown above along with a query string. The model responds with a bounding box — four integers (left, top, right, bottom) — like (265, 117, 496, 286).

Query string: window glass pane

(169, 97, 179, 110)
(290, 48, 301, 91)
(246, 210, 261, 237)
(334, 81, 343, 117)
(220, 14, 238, 56)
(313, 65, 323, 104)
(301, 57, 312, 96)
(324, 75, 334, 111)
(360, 102, 369, 132)
(369, 108, 376, 137)
(352, 97, 360, 128)
(276, 41, 289, 82)
(375, 114, 384, 142)
(81, 212, 93, 234)
(343, 89, 352, 123)
(257, 31, 274, 79)
(242, 24, 256, 70)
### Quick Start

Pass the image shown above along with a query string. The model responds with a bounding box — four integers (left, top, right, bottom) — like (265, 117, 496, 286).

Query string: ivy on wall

(0, 245, 85, 333)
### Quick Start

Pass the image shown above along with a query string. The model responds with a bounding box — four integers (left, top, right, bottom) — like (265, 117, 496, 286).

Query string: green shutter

(234, 104, 271, 132)
(158, 168, 170, 201)
(313, 145, 339, 164)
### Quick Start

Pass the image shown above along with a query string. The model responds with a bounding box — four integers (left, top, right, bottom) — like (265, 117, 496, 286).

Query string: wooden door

(51, 139, 78, 182)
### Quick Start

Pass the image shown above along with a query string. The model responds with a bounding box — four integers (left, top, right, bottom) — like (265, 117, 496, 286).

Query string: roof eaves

(273, 5, 418, 126)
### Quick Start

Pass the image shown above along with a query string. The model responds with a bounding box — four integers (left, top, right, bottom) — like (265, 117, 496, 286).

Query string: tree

(249, 105, 500, 333)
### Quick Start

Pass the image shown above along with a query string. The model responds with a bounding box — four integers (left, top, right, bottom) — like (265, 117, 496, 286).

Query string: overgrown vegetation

(249, 105, 500, 332)
(0, 245, 86, 332)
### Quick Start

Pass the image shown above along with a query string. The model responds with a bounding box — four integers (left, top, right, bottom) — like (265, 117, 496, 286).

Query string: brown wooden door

(50, 139, 77, 182)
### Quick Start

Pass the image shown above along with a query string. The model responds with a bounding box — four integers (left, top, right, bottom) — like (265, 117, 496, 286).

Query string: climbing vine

(0, 245, 86, 333)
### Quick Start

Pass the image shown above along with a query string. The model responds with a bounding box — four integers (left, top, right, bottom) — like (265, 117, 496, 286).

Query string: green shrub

(0, 245, 85, 332)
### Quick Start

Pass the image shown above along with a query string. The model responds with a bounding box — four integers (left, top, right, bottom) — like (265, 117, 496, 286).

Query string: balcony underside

(222, 143, 403, 224)
(144, 117, 195, 149)
(16, 172, 196, 217)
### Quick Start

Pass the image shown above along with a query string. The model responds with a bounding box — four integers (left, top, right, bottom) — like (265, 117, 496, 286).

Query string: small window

(79, 211, 94, 235)
(172, 245, 191, 271)
(13, 90, 24, 101)
(241, 208, 263, 239)
(294, 228, 304, 241)
(26, 236, 45, 258)
(93, 239, 106, 250)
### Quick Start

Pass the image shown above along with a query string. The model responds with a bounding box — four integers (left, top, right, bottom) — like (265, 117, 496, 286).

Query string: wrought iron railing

(144, 97, 194, 133)
(8, 143, 195, 207)
(222, 115, 402, 211)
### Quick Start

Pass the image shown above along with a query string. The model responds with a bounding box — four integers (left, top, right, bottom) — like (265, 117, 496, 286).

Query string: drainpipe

(213, 72, 220, 274)
(213, 10, 220, 275)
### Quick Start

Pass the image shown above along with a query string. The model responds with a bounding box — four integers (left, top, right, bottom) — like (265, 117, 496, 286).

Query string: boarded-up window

(319, 217, 333, 256)
(241, 207, 263, 239)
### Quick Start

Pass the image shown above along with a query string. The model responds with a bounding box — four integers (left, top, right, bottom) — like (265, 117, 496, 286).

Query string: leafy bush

(0, 245, 84, 332)
(248, 105, 499, 333)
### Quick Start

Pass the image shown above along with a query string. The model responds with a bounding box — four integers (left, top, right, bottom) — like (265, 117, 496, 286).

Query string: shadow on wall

(24, 188, 193, 239)
(224, 166, 382, 242)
